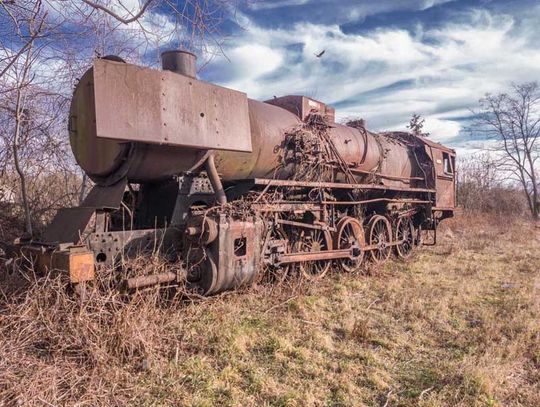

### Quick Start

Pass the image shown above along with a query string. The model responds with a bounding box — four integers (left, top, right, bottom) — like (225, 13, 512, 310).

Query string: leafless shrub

(457, 153, 528, 217)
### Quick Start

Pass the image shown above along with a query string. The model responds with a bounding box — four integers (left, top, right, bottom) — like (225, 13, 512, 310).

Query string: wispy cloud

(246, 0, 457, 25)
(203, 2, 540, 155)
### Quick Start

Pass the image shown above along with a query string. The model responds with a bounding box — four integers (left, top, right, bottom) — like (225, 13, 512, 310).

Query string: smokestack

(161, 50, 197, 79)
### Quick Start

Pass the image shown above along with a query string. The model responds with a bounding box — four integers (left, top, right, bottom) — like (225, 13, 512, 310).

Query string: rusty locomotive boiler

(17, 51, 456, 295)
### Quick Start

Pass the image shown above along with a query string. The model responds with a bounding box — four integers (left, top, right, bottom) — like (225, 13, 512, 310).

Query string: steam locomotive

(18, 51, 456, 295)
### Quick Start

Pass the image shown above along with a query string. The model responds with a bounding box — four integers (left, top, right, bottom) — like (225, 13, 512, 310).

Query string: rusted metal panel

(58, 249, 95, 283)
(430, 148, 456, 208)
(42, 207, 96, 244)
(265, 95, 335, 123)
(20, 245, 95, 283)
(93, 59, 252, 152)
(87, 228, 182, 266)
(418, 136, 456, 153)
(194, 217, 263, 295)
(82, 179, 127, 209)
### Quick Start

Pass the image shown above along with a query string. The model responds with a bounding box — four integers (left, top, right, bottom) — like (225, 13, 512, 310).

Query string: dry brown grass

(1, 213, 539, 406)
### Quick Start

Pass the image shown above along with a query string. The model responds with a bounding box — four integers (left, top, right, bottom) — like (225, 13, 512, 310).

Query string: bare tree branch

(81, 0, 155, 24)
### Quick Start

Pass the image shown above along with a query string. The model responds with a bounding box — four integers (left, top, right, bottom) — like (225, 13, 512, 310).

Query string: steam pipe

(205, 153, 227, 205)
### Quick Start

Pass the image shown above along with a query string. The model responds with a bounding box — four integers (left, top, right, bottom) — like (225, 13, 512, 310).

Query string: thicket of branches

(0, 0, 242, 240)
(457, 153, 529, 216)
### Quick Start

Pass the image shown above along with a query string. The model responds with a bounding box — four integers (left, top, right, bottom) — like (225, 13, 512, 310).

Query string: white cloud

(209, 5, 540, 155)
(249, 0, 312, 10)
(420, 0, 455, 10)
(224, 44, 283, 80)
(422, 117, 461, 142)
(249, 0, 456, 21)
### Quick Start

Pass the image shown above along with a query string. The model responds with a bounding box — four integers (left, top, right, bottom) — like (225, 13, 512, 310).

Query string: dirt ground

(1, 214, 539, 406)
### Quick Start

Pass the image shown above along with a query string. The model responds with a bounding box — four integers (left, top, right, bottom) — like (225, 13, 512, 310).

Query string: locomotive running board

(249, 178, 436, 193)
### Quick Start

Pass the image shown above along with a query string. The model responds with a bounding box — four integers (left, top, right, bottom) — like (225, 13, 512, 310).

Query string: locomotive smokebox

(161, 50, 197, 78)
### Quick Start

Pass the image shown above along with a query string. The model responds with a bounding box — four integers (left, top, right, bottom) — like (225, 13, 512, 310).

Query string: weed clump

(0, 214, 539, 406)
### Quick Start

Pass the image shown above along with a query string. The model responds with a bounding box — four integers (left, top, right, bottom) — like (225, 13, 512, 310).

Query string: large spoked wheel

(335, 216, 365, 272)
(368, 215, 392, 264)
(296, 228, 333, 280)
(261, 224, 291, 283)
(395, 217, 415, 259)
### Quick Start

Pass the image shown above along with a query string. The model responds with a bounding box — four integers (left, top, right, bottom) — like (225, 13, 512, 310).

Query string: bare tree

(0, 0, 244, 238)
(458, 152, 499, 190)
(81, 0, 156, 24)
(43, 0, 242, 66)
(1, 1, 50, 234)
(407, 113, 430, 138)
(474, 83, 540, 220)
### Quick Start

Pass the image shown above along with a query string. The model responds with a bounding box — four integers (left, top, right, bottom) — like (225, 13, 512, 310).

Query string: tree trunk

(525, 150, 539, 220)
(11, 38, 35, 236)
(12, 98, 33, 235)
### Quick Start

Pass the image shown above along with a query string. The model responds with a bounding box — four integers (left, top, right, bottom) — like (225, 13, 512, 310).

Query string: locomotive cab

(421, 138, 456, 220)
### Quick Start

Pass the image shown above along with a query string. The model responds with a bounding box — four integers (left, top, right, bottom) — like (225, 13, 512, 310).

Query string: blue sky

(3, 0, 539, 156)
(194, 0, 540, 155)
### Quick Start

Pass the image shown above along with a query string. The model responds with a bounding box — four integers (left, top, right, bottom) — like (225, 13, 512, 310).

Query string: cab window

(443, 152, 453, 174)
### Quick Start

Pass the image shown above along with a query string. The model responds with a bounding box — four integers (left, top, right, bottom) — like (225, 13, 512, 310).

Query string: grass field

(1, 214, 539, 406)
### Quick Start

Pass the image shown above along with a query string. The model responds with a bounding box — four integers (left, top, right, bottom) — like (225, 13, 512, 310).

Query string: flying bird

(314, 50, 326, 58)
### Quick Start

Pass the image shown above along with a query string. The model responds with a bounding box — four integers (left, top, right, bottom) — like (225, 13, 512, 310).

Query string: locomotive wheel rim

(262, 225, 291, 284)
(297, 228, 333, 280)
(185, 246, 217, 295)
(395, 217, 415, 259)
(336, 216, 364, 272)
(369, 215, 392, 264)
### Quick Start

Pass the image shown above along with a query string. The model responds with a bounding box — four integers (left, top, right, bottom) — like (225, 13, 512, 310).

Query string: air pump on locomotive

(15, 51, 457, 295)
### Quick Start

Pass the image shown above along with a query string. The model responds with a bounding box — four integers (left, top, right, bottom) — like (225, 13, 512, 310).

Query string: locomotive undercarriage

(181, 188, 430, 295)
(17, 174, 445, 296)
